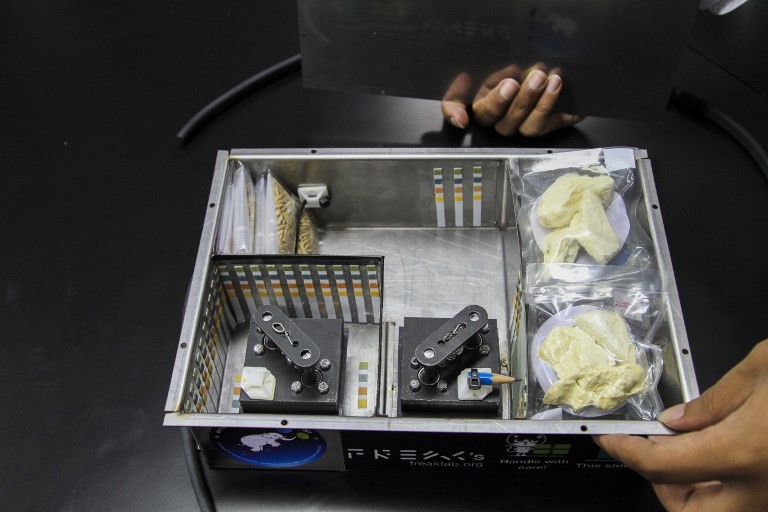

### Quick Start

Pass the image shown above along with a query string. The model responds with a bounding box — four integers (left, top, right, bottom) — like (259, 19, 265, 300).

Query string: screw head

(409, 379, 421, 392)
(319, 358, 332, 371)
(290, 381, 303, 394)
(253, 343, 265, 356)
(479, 344, 491, 357)
(437, 380, 449, 393)
(410, 357, 421, 369)
(317, 381, 330, 394)
(481, 323, 490, 334)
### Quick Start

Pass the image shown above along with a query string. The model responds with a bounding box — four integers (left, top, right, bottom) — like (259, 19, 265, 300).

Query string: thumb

(660, 353, 758, 431)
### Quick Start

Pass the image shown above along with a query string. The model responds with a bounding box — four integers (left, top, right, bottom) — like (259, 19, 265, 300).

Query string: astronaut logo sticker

(210, 428, 326, 467)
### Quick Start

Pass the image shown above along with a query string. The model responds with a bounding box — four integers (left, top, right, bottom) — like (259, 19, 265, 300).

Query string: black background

(2, 1, 766, 511)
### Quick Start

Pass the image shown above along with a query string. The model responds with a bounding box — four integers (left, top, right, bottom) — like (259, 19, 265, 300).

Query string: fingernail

(527, 70, 546, 90)
(500, 79, 519, 100)
(659, 403, 685, 425)
(546, 74, 562, 93)
(449, 116, 465, 129)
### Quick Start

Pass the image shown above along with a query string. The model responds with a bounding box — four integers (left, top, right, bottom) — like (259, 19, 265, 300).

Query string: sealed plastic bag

(297, 209, 320, 254)
(525, 266, 666, 420)
(253, 175, 266, 254)
(230, 163, 255, 254)
(511, 148, 656, 274)
(261, 172, 302, 254)
(215, 177, 234, 254)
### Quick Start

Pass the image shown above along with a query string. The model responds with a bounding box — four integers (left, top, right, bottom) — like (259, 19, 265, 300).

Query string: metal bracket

(250, 305, 321, 369)
(414, 305, 488, 368)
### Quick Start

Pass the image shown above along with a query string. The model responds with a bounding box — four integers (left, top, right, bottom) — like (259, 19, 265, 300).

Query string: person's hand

(595, 339, 768, 512)
(441, 64, 584, 137)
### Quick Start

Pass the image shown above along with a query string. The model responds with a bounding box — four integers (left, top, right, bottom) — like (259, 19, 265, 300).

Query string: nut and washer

(479, 344, 491, 357)
(290, 381, 303, 394)
(253, 343, 265, 356)
(437, 380, 449, 393)
(410, 357, 421, 369)
(409, 379, 421, 392)
(319, 358, 332, 371)
(481, 323, 490, 334)
(317, 381, 330, 394)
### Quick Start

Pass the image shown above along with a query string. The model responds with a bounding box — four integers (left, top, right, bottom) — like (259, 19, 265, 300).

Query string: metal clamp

(249, 305, 321, 369)
(414, 305, 489, 368)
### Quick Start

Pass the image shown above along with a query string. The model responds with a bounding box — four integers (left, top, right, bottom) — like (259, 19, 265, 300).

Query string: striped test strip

(357, 362, 369, 409)
(351, 266, 367, 324)
(251, 265, 269, 305)
(433, 168, 446, 227)
(333, 265, 352, 323)
(231, 373, 242, 412)
(367, 265, 380, 324)
(318, 266, 336, 319)
(472, 166, 482, 226)
(284, 266, 305, 318)
(453, 167, 464, 227)
(234, 265, 255, 317)
(300, 265, 321, 319)
(267, 265, 288, 311)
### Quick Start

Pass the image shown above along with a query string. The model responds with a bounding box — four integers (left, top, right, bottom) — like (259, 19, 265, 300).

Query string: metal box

(164, 148, 697, 472)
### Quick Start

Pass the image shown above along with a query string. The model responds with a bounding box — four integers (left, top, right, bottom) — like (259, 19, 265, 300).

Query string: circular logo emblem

(210, 428, 326, 468)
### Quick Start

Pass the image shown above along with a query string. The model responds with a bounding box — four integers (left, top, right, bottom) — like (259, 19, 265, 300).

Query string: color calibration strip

(318, 265, 336, 319)
(231, 372, 242, 412)
(235, 265, 256, 316)
(301, 264, 321, 319)
(453, 167, 464, 227)
(351, 266, 367, 324)
(367, 264, 381, 324)
(284, 266, 305, 318)
(267, 265, 288, 311)
(433, 167, 446, 227)
(472, 166, 482, 226)
(333, 265, 352, 323)
(357, 362, 369, 409)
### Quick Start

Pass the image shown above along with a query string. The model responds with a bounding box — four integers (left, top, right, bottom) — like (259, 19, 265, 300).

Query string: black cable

(177, 53, 302, 143)
(671, 90, 768, 184)
(181, 427, 216, 512)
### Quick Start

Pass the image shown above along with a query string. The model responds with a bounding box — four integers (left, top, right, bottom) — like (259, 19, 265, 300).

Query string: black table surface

(3, 2, 767, 511)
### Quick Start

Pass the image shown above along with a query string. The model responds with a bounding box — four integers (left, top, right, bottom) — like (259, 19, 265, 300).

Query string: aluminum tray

(165, 148, 697, 441)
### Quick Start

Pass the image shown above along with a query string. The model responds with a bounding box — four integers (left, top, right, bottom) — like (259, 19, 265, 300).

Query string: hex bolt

(437, 380, 449, 393)
(479, 344, 491, 357)
(290, 381, 303, 394)
(481, 323, 490, 334)
(317, 381, 330, 394)
(409, 379, 421, 392)
(319, 358, 332, 371)
(410, 357, 421, 369)
(253, 343, 265, 356)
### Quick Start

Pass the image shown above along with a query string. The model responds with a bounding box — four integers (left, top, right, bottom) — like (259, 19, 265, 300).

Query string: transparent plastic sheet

(230, 163, 254, 254)
(253, 176, 265, 253)
(214, 177, 234, 254)
(262, 173, 279, 253)
(510, 148, 656, 280)
(524, 266, 666, 420)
